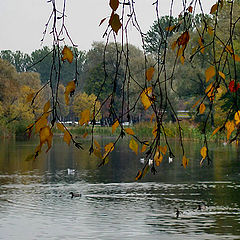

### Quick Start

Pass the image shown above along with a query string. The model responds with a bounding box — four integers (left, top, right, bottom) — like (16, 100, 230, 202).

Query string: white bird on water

(67, 168, 75, 175)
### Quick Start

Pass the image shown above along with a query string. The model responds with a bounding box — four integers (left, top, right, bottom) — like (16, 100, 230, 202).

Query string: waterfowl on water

(175, 208, 180, 218)
(69, 192, 81, 198)
(67, 168, 75, 175)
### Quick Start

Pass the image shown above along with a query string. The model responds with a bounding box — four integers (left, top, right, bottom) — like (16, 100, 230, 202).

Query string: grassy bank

(67, 121, 226, 142)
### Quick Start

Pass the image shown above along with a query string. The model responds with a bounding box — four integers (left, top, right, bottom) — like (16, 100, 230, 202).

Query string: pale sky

(0, 0, 215, 53)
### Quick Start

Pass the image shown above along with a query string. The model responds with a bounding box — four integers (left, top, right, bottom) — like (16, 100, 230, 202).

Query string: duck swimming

(69, 192, 81, 198)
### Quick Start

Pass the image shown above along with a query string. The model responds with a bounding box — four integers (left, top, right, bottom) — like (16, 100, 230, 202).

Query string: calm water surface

(0, 137, 240, 240)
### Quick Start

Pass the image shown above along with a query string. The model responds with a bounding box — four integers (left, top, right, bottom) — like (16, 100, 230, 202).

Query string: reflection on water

(0, 137, 240, 240)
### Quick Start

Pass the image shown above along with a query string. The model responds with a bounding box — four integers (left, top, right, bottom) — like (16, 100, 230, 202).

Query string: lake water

(0, 137, 240, 240)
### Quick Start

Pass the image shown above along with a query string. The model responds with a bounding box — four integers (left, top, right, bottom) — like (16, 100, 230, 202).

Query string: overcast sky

(0, 0, 215, 53)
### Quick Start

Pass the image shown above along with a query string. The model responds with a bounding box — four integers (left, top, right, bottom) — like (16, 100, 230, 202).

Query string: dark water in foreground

(0, 137, 240, 239)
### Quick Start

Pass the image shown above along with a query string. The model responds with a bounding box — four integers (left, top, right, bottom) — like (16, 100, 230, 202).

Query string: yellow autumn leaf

(158, 145, 167, 155)
(200, 146, 207, 159)
(205, 66, 215, 83)
(109, 0, 119, 11)
(218, 71, 225, 80)
(234, 111, 240, 125)
(39, 126, 53, 152)
(63, 131, 71, 145)
(43, 100, 50, 113)
(154, 151, 163, 166)
(192, 99, 200, 108)
(207, 26, 214, 35)
(64, 81, 76, 105)
(225, 120, 235, 140)
(56, 122, 65, 132)
(93, 148, 102, 159)
(112, 120, 119, 134)
(225, 45, 233, 54)
(79, 109, 90, 126)
(232, 54, 240, 62)
(82, 132, 88, 138)
(211, 126, 221, 137)
(141, 143, 148, 153)
(35, 113, 49, 133)
(94, 140, 101, 150)
(166, 25, 175, 32)
(125, 128, 135, 135)
(135, 170, 142, 181)
(210, 3, 218, 14)
(205, 83, 215, 101)
(198, 37, 205, 54)
(26, 93, 35, 103)
(129, 138, 138, 155)
(146, 67, 155, 81)
(171, 41, 177, 50)
(180, 55, 185, 64)
(104, 142, 114, 154)
(152, 123, 157, 138)
(182, 155, 189, 168)
(142, 165, 150, 178)
(62, 46, 73, 63)
(140, 87, 154, 110)
(109, 13, 122, 34)
(199, 103, 206, 114)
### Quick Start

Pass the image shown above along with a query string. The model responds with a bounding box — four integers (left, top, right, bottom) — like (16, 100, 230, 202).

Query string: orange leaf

(192, 99, 200, 108)
(56, 122, 65, 132)
(94, 140, 101, 150)
(200, 146, 207, 159)
(232, 54, 240, 62)
(64, 81, 76, 105)
(26, 93, 35, 103)
(109, 0, 119, 11)
(198, 37, 205, 54)
(109, 13, 122, 34)
(205, 83, 215, 101)
(141, 143, 148, 153)
(199, 103, 206, 114)
(207, 26, 214, 36)
(125, 128, 135, 135)
(63, 131, 71, 145)
(205, 66, 215, 83)
(218, 71, 225, 79)
(62, 46, 73, 63)
(177, 31, 190, 47)
(39, 126, 53, 152)
(225, 120, 235, 140)
(152, 123, 157, 138)
(210, 3, 218, 14)
(154, 151, 163, 166)
(135, 170, 142, 181)
(112, 120, 119, 134)
(104, 142, 114, 153)
(211, 126, 221, 137)
(234, 111, 240, 125)
(182, 155, 189, 168)
(79, 109, 90, 126)
(171, 41, 177, 50)
(140, 87, 154, 110)
(225, 45, 233, 54)
(82, 132, 88, 138)
(146, 67, 155, 81)
(93, 148, 102, 159)
(158, 145, 167, 155)
(43, 100, 50, 113)
(35, 113, 49, 133)
(180, 55, 185, 64)
(129, 138, 138, 155)
(166, 25, 176, 32)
